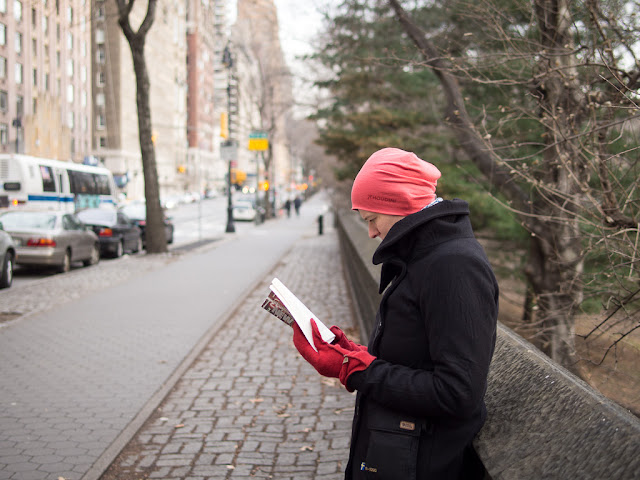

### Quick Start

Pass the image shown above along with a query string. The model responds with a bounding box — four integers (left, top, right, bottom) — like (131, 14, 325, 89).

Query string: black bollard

(318, 214, 324, 235)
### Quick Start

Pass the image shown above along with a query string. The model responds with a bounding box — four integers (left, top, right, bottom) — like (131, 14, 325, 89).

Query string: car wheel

(83, 244, 100, 266)
(58, 250, 71, 273)
(114, 241, 124, 258)
(0, 252, 14, 289)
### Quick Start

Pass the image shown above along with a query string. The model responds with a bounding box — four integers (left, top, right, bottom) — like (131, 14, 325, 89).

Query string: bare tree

(115, 0, 167, 253)
(388, 0, 640, 369)
(233, 13, 293, 218)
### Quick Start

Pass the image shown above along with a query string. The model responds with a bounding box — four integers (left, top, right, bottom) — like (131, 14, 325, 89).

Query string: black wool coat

(345, 199, 498, 480)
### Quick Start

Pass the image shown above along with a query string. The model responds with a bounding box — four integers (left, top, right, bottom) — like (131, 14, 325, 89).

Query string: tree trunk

(130, 41, 167, 253)
(116, 0, 166, 254)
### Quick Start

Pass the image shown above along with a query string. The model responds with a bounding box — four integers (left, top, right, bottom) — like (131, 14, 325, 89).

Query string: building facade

(91, 0, 187, 201)
(186, 0, 229, 195)
(0, 0, 92, 162)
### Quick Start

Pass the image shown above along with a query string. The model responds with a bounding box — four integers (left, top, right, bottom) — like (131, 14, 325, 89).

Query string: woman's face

(358, 209, 405, 240)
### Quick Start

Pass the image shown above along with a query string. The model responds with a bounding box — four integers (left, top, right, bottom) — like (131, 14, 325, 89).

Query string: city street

(10, 194, 263, 289)
(0, 192, 332, 480)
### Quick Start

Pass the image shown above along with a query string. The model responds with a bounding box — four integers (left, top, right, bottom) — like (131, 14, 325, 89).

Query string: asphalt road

(10, 194, 259, 289)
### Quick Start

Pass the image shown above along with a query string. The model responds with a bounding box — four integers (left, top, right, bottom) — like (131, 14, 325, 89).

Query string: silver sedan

(0, 210, 100, 273)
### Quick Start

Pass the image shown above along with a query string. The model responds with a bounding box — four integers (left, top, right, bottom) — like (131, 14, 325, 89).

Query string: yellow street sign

(248, 131, 268, 151)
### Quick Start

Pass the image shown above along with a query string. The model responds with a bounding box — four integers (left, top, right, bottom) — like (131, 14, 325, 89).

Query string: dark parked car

(0, 210, 100, 273)
(0, 221, 16, 288)
(76, 208, 142, 258)
(118, 202, 174, 247)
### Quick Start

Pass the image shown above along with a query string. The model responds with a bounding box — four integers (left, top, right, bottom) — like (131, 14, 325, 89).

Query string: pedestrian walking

(292, 147, 498, 479)
(294, 196, 301, 216)
(284, 199, 292, 218)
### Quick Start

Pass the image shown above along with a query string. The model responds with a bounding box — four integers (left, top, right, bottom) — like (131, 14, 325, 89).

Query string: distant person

(291, 147, 498, 479)
(284, 199, 291, 218)
(293, 196, 301, 216)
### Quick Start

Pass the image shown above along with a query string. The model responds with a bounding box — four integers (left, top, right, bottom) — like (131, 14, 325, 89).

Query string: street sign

(221, 140, 237, 161)
(249, 131, 268, 151)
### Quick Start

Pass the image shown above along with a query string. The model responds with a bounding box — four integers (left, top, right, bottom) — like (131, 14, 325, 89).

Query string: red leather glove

(293, 319, 346, 378)
(339, 350, 376, 392)
(329, 326, 368, 352)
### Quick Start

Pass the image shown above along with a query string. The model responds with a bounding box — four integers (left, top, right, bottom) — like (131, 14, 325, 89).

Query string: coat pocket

(361, 403, 424, 480)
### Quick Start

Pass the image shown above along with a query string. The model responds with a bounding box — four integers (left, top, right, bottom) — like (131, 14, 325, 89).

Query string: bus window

(40, 165, 56, 192)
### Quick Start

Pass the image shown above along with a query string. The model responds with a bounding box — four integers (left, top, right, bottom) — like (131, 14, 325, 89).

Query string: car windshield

(120, 204, 146, 220)
(0, 212, 58, 230)
(77, 209, 117, 225)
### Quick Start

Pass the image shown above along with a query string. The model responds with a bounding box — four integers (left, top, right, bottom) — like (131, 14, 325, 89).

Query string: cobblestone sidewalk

(100, 227, 361, 480)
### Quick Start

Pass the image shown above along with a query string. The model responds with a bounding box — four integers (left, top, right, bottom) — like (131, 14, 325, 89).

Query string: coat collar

(372, 199, 472, 291)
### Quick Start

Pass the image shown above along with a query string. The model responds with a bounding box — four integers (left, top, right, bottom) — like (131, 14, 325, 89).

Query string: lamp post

(222, 45, 235, 233)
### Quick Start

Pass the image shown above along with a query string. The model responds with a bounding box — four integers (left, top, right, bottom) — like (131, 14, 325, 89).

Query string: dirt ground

(482, 238, 640, 417)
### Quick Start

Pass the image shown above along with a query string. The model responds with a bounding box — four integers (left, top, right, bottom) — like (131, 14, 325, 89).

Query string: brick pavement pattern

(101, 227, 362, 480)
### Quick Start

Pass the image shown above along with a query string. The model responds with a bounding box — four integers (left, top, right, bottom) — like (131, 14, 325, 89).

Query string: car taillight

(27, 238, 57, 247)
(99, 228, 113, 237)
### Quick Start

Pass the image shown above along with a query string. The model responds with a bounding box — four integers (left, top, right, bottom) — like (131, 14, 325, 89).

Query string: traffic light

(177, 165, 186, 174)
(220, 112, 229, 139)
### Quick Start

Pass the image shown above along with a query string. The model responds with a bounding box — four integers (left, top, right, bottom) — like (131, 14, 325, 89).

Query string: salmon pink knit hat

(351, 148, 441, 216)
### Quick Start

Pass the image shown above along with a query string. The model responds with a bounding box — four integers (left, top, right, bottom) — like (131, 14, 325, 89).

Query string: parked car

(118, 202, 174, 247)
(232, 200, 258, 222)
(76, 208, 142, 258)
(0, 210, 100, 273)
(0, 222, 16, 288)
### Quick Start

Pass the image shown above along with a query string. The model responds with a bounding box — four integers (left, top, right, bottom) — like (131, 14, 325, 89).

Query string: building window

(44, 72, 49, 90)
(56, 50, 60, 67)
(0, 57, 6, 79)
(67, 111, 74, 128)
(67, 32, 73, 50)
(97, 71, 105, 86)
(14, 0, 22, 22)
(80, 65, 86, 82)
(31, 37, 36, 55)
(96, 93, 105, 106)
(15, 32, 21, 54)
(0, 124, 8, 145)
(56, 22, 60, 43)
(96, 113, 105, 129)
(66, 6, 73, 24)
(0, 0, 6, 14)
(15, 63, 22, 84)
(96, 6, 105, 19)
(99, 136, 106, 147)
(32, 97, 36, 114)
(81, 40, 86, 57)
(16, 95, 23, 116)
(31, 7, 36, 27)
(66, 84, 73, 103)
(32, 67, 36, 86)
(42, 15, 48, 35)
(0, 24, 5, 46)
(97, 46, 105, 64)
(81, 90, 87, 107)
(66, 58, 73, 76)
(0, 91, 7, 112)
(95, 29, 105, 44)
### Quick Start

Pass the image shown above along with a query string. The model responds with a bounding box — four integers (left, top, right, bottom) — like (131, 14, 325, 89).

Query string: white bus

(0, 154, 118, 212)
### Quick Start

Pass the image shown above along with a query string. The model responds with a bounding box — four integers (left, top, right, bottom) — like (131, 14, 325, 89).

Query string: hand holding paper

(263, 278, 335, 350)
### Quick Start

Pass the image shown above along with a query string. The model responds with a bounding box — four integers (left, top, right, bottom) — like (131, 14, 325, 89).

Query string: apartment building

(0, 0, 92, 162)
(186, 0, 229, 194)
(91, 0, 187, 201)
